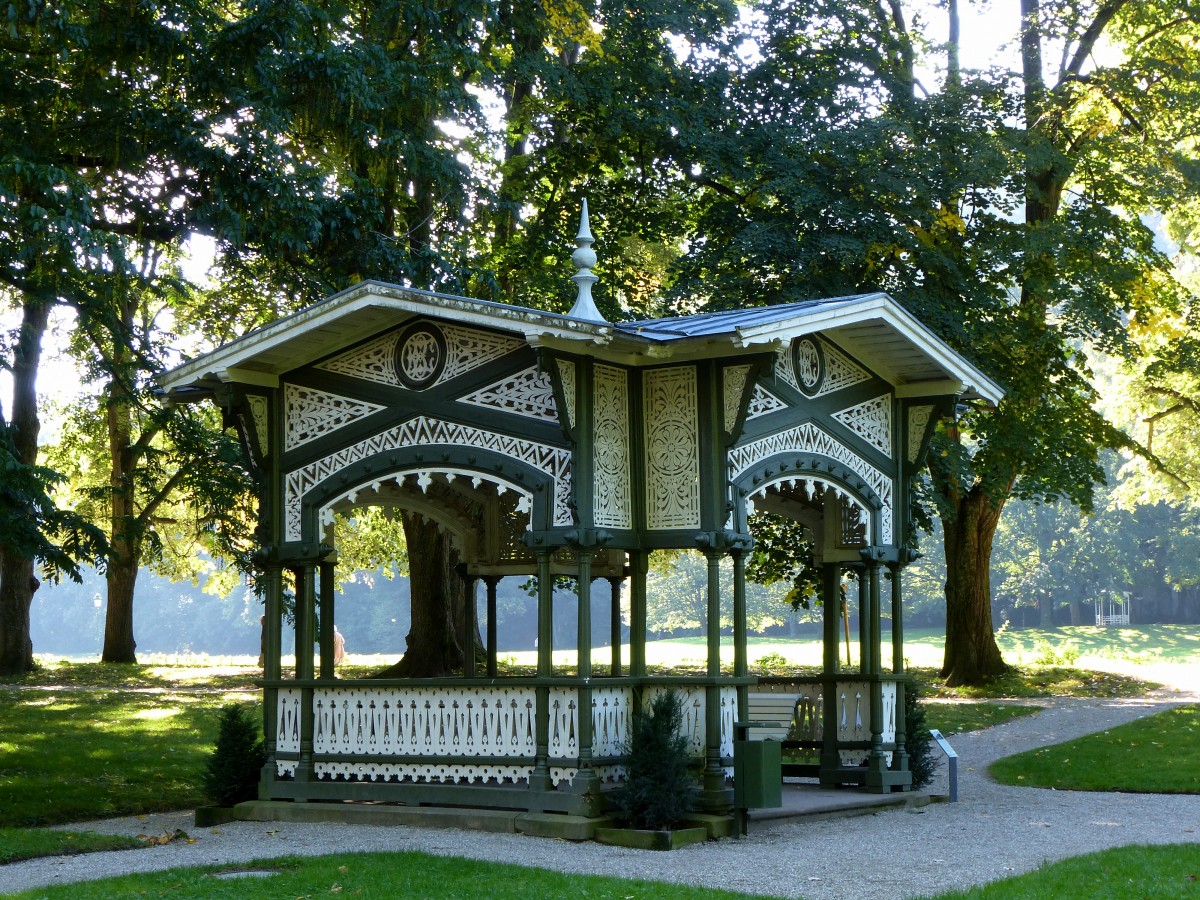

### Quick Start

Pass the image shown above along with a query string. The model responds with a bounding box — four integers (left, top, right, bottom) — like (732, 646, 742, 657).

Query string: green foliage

(904, 677, 937, 791)
(616, 690, 699, 830)
(202, 704, 266, 808)
(0, 430, 105, 583)
(989, 705, 1200, 794)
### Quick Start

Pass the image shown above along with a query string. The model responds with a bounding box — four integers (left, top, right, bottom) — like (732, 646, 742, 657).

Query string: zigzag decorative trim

(284, 415, 573, 540)
(728, 422, 893, 543)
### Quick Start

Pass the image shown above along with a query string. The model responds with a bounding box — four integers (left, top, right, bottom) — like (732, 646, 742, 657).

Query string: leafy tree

(665, 0, 1200, 684)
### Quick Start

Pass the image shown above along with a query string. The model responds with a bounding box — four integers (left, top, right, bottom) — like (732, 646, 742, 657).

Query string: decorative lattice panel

(247, 395, 269, 454)
(284, 384, 385, 451)
(723, 365, 751, 433)
(556, 359, 576, 428)
(729, 422, 893, 543)
(458, 367, 558, 422)
(746, 384, 787, 420)
(814, 342, 873, 397)
(832, 394, 892, 458)
(907, 405, 934, 463)
(593, 365, 632, 528)
(315, 322, 521, 389)
(643, 367, 701, 530)
(284, 416, 572, 540)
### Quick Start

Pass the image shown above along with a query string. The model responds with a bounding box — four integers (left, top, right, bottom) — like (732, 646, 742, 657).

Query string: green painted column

(890, 563, 909, 778)
(462, 570, 478, 677)
(629, 551, 648, 678)
(819, 562, 842, 783)
(261, 562, 283, 791)
(866, 560, 889, 786)
(531, 549, 554, 794)
(293, 561, 317, 797)
(485, 576, 500, 679)
(731, 547, 749, 783)
(318, 560, 335, 680)
(608, 576, 623, 677)
(858, 567, 871, 674)
(574, 549, 596, 795)
(701, 550, 726, 810)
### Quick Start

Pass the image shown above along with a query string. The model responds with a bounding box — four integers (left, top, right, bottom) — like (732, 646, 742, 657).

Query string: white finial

(568, 198, 606, 322)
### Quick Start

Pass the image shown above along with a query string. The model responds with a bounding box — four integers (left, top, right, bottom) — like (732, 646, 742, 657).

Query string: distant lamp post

(92, 593, 102, 609)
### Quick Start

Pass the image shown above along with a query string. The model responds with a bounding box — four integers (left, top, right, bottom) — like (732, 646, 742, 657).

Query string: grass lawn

(0, 688, 255, 828)
(0, 827, 142, 865)
(921, 843, 1200, 899)
(924, 702, 1040, 736)
(990, 705, 1200, 793)
(7, 844, 1200, 899)
(5, 851, 772, 899)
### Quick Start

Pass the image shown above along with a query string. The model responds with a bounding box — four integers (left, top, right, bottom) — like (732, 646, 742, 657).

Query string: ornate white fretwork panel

(907, 404, 934, 463)
(729, 422, 893, 543)
(723, 365, 751, 434)
(743, 475, 872, 545)
(247, 395, 269, 454)
(284, 416, 573, 540)
(556, 359, 577, 428)
(315, 322, 521, 389)
(815, 342, 874, 397)
(832, 394, 893, 458)
(592, 365, 632, 529)
(643, 367, 701, 530)
(835, 680, 896, 766)
(284, 384, 385, 451)
(746, 384, 788, 420)
(276, 683, 736, 785)
(458, 367, 558, 423)
(775, 350, 801, 392)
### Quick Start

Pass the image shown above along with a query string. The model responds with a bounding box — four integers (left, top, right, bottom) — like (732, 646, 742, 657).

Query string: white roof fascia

(732, 293, 1004, 404)
(160, 282, 613, 393)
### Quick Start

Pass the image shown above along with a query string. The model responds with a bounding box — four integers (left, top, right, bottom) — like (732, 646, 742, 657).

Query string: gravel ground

(4, 686, 1199, 899)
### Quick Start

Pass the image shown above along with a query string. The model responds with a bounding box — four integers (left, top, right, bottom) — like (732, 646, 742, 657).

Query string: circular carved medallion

(394, 322, 447, 389)
(792, 336, 824, 396)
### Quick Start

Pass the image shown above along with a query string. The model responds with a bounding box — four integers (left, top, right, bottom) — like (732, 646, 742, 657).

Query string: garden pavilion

(160, 206, 1002, 835)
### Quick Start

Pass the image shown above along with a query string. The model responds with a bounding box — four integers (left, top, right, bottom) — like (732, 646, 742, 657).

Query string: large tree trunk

(374, 511, 480, 678)
(941, 490, 1010, 686)
(101, 542, 140, 664)
(0, 298, 49, 675)
(101, 332, 140, 664)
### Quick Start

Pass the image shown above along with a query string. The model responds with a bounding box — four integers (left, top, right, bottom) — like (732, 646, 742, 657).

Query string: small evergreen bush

(904, 676, 938, 790)
(616, 689, 699, 830)
(203, 704, 265, 807)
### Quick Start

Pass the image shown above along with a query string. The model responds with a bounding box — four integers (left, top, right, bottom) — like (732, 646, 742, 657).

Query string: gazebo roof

(161, 280, 1003, 403)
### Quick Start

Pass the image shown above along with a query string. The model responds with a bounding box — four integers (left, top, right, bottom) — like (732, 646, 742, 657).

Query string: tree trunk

(374, 511, 480, 677)
(101, 539, 140, 664)
(1038, 592, 1055, 630)
(0, 298, 49, 675)
(101, 335, 140, 664)
(940, 490, 1010, 686)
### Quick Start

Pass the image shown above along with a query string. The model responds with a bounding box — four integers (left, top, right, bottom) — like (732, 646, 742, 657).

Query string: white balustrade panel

(835, 680, 896, 766)
(276, 688, 301, 778)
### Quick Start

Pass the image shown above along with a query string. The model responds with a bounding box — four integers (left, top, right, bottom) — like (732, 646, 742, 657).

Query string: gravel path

(5, 689, 1199, 899)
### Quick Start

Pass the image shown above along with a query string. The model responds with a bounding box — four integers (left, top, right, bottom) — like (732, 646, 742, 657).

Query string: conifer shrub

(203, 704, 265, 807)
(615, 689, 699, 830)
(904, 676, 938, 790)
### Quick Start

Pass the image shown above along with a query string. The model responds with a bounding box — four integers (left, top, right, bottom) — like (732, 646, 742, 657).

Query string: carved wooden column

(260, 561, 283, 791)
(292, 560, 317, 797)
(700, 549, 726, 810)
(484, 575, 500, 678)
(318, 559, 336, 680)
(531, 549, 554, 794)
(819, 562, 843, 783)
(607, 575, 623, 676)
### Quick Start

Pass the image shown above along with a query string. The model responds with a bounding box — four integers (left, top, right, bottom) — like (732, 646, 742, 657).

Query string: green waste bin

(734, 736, 782, 809)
